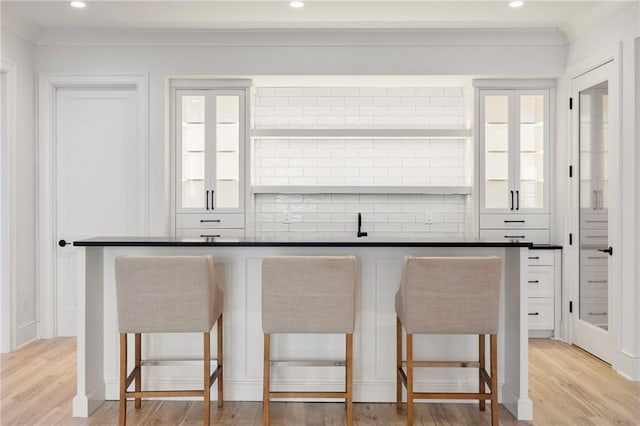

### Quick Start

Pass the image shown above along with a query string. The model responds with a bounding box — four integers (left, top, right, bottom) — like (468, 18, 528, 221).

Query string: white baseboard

(617, 350, 640, 381)
(502, 383, 532, 421)
(73, 383, 106, 417)
(15, 320, 37, 349)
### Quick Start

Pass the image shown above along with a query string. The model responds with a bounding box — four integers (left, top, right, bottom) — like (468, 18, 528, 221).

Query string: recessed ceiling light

(509, 1, 524, 7)
(289, 1, 304, 8)
(70, 1, 86, 8)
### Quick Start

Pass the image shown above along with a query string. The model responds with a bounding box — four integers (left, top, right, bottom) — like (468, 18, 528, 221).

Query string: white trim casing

(1, 59, 17, 352)
(37, 74, 150, 338)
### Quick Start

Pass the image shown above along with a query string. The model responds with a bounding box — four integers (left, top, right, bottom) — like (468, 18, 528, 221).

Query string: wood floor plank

(1, 338, 639, 425)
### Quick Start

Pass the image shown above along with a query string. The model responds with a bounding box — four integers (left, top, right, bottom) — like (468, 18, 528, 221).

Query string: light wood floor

(1, 338, 638, 425)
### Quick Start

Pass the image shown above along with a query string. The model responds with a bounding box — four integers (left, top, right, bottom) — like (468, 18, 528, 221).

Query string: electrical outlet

(282, 210, 291, 224)
(425, 211, 434, 224)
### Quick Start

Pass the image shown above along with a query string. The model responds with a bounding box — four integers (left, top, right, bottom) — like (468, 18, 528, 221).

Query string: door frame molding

(1, 58, 17, 352)
(566, 47, 622, 368)
(38, 74, 149, 338)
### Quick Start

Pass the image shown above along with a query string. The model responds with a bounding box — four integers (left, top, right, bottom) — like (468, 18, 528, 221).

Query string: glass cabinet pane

(181, 95, 206, 209)
(484, 95, 510, 209)
(215, 96, 241, 209)
(519, 95, 545, 209)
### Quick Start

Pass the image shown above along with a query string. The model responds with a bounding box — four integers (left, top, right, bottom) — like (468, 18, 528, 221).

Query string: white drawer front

(480, 214, 550, 229)
(176, 228, 246, 238)
(579, 249, 609, 267)
(580, 211, 608, 230)
(580, 270, 608, 298)
(528, 299, 554, 330)
(527, 250, 555, 266)
(480, 229, 550, 244)
(176, 213, 245, 229)
(580, 298, 608, 327)
(528, 266, 554, 298)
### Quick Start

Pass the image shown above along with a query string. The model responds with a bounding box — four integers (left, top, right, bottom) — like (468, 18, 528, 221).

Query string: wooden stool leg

(217, 313, 224, 408)
(263, 334, 270, 426)
(346, 333, 353, 426)
(490, 334, 498, 426)
(396, 316, 402, 411)
(479, 334, 486, 411)
(406, 333, 413, 426)
(204, 332, 211, 425)
(134, 333, 141, 409)
(119, 333, 127, 426)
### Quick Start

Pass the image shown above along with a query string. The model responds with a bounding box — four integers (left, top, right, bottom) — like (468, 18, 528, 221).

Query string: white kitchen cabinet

(475, 81, 554, 244)
(527, 248, 562, 337)
(170, 80, 251, 237)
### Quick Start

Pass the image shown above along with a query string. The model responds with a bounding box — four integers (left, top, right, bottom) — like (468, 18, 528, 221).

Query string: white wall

(561, 2, 640, 379)
(35, 29, 566, 237)
(0, 23, 37, 349)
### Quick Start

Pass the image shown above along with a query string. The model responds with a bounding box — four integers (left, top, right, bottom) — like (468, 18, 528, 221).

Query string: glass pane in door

(215, 96, 240, 209)
(579, 82, 609, 328)
(181, 95, 206, 209)
(519, 95, 545, 209)
(484, 95, 510, 209)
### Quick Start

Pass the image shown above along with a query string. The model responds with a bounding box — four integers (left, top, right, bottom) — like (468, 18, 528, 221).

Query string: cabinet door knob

(58, 239, 72, 247)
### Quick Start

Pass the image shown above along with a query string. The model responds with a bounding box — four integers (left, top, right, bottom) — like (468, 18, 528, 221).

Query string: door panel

(56, 89, 140, 336)
(573, 63, 615, 363)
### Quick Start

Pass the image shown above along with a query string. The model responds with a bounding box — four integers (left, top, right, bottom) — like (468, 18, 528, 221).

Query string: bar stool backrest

(262, 256, 358, 334)
(115, 255, 222, 333)
(396, 256, 502, 335)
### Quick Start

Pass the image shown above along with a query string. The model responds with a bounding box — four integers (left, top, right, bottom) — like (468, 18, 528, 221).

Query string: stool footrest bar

(269, 391, 347, 399)
(413, 392, 494, 400)
(270, 360, 346, 367)
(125, 390, 204, 398)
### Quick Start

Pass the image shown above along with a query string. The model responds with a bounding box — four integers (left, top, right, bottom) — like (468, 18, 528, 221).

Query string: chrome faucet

(357, 212, 368, 238)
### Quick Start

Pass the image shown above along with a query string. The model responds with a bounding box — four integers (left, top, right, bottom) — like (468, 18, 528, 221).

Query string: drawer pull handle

(528, 256, 540, 260)
(206, 190, 209, 210)
(200, 234, 221, 238)
(528, 280, 539, 284)
(588, 312, 607, 316)
(200, 219, 221, 223)
(528, 312, 539, 316)
(587, 256, 607, 260)
(504, 220, 525, 223)
(585, 220, 608, 223)
(504, 235, 525, 239)
(588, 280, 608, 284)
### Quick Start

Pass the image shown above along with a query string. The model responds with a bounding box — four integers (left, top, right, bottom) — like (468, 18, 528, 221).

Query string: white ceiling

(1, 0, 635, 41)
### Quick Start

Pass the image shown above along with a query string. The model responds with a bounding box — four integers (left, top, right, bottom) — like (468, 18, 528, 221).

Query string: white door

(55, 88, 142, 336)
(572, 62, 617, 363)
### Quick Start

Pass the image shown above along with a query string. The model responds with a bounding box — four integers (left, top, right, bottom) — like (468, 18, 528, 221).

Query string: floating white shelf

(251, 128, 472, 139)
(252, 186, 472, 195)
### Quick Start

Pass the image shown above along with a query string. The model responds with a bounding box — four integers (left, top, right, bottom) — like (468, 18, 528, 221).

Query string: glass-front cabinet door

(175, 89, 245, 214)
(480, 89, 550, 214)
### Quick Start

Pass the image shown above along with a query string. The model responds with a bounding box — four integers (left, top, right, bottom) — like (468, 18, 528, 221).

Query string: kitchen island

(72, 237, 533, 421)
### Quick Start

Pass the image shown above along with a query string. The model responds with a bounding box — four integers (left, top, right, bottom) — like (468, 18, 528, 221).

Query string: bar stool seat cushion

(262, 256, 358, 334)
(395, 256, 502, 335)
(115, 255, 223, 333)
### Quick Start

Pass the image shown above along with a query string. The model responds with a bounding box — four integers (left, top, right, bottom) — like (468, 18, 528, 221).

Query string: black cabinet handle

(516, 190, 520, 210)
(211, 190, 215, 210)
(528, 256, 540, 260)
(510, 190, 514, 210)
(206, 190, 209, 210)
(505, 220, 525, 223)
(528, 312, 539, 316)
(200, 234, 221, 238)
(597, 247, 613, 255)
(505, 235, 525, 239)
(528, 280, 539, 284)
(200, 219, 221, 223)
(58, 239, 72, 247)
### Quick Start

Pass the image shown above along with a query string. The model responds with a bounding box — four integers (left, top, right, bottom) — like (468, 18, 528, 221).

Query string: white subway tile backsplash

(252, 85, 468, 239)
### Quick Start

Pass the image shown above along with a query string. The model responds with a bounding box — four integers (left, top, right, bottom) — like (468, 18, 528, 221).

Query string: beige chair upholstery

(262, 255, 357, 334)
(114, 255, 224, 426)
(395, 256, 501, 335)
(395, 256, 502, 426)
(261, 255, 358, 426)
(115, 255, 223, 333)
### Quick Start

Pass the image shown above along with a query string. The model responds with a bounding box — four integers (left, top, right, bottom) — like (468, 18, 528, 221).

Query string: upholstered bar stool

(114, 255, 224, 426)
(395, 256, 502, 426)
(261, 256, 358, 426)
